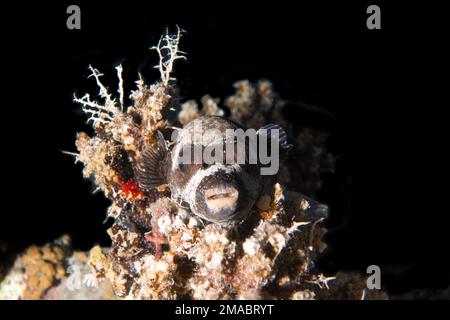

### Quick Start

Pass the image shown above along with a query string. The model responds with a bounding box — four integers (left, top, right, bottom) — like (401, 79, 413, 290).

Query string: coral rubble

(0, 28, 386, 300)
(0, 236, 115, 300)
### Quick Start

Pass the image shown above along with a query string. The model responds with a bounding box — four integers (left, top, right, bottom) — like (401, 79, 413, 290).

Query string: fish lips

(193, 171, 246, 224)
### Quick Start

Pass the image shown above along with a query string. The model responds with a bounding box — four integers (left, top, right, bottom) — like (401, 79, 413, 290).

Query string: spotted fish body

(134, 116, 288, 225)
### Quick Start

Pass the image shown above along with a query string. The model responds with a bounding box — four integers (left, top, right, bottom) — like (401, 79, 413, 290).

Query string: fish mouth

(205, 187, 238, 201)
(194, 175, 244, 223)
(204, 186, 239, 212)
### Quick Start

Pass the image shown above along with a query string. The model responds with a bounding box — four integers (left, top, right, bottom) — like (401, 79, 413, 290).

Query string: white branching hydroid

(115, 65, 125, 112)
(74, 28, 186, 127)
(151, 26, 186, 86)
(73, 65, 122, 126)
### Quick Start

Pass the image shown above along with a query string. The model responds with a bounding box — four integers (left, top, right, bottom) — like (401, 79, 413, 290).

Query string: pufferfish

(133, 116, 292, 225)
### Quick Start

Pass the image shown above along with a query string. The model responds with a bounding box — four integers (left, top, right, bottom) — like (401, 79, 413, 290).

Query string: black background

(2, 1, 448, 296)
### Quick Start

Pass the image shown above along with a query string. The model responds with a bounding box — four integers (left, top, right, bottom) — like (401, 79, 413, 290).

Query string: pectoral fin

(134, 131, 169, 191)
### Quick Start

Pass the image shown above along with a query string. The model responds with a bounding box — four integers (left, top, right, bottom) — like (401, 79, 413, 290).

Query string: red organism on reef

(118, 179, 144, 201)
